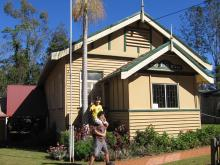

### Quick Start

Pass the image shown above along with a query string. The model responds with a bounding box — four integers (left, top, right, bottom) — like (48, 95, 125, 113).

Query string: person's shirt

(90, 104, 103, 120)
(93, 123, 106, 142)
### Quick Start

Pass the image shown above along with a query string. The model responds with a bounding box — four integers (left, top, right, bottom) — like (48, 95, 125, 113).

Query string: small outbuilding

(200, 89, 220, 124)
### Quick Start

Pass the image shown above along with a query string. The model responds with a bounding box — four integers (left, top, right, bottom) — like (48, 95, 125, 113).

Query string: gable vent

(126, 27, 151, 48)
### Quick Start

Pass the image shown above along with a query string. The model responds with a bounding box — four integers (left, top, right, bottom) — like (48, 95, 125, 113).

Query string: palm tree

(73, 0, 104, 124)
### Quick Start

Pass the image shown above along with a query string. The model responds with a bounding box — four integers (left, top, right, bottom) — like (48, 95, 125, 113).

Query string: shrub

(134, 125, 159, 147)
(155, 132, 174, 153)
(74, 137, 93, 160)
(47, 143, 67, 160)
(106, 132, 117, 149)
(108, 124, 130, 159)
(59, 131, 69, 147)
(172, 130, 201, 150)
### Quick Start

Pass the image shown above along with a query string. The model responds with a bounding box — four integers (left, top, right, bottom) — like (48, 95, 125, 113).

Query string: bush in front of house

(47, 143, 67, 160)
(52, 125, 220, 161)
(172, 130, 200, 150)
(59, 130, 69, 147)
(74, 137, 93, 160)
(131, 126, 175, 156)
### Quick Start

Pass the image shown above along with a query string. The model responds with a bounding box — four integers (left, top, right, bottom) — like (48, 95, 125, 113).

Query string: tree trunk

(82, 7, 88, 124)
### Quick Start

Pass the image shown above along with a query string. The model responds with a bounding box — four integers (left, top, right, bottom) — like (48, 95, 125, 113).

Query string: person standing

(90, 96, 104, 125)
(89, 111, 111, 165)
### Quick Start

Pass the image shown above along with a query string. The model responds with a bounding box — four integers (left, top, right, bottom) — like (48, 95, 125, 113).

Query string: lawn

(202, 124, 220, 131)
(164, 155, 210, 165)
(0, 148, 87, 165)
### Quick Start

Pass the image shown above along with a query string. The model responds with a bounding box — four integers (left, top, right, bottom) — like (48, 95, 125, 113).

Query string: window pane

(166, 85, 178, 108)
(153, 84, 165, 108)
(88, 72, 103, 80)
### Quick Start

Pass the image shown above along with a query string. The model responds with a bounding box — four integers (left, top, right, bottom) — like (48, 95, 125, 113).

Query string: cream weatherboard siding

(129, 111, 201, 137)
(44, 58, 66, 131)
(65, 55, 130, 124)
(128, 74, 200, 110)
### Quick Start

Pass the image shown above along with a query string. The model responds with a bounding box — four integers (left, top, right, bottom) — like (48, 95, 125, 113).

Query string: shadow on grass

(0, 153, 45, 160)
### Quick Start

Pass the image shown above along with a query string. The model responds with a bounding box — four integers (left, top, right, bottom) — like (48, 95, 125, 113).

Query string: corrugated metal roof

(6, 85, 36, 117)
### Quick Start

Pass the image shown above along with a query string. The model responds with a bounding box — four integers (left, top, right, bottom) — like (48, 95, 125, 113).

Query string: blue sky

(0, 0, 204, 41)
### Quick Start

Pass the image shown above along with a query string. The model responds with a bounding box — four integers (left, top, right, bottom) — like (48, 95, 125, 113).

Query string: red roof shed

(6, 85, 36, 117)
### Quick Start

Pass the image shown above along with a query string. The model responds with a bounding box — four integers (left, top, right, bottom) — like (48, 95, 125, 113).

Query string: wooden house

(38, 11, 213, 137)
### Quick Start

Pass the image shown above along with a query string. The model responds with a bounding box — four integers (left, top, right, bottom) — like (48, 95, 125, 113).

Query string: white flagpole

(69, 0, 74, 162)
(170, 24, 173, 51)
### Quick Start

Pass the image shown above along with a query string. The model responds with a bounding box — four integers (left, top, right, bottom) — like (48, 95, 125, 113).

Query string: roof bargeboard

(51, 12, 212, 71)
(101, 41, 214, 84)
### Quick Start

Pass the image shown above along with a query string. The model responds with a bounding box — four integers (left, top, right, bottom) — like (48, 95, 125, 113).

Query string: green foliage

(47, 24, 69, 55)
(57, 125, 220, 161)
(59, 131, 69, 147)
(106, 132, 117, 149)
(132, 125, 220, 155)
(173, 131, 200, 150)
(180, 0, 220, 86)
(74, 138, 93, 160)
(0, 0, 49, 96)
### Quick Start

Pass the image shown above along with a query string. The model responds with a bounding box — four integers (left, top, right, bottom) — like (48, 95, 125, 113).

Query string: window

(152, 84, 178, 108)
(80, 71, 103, 106)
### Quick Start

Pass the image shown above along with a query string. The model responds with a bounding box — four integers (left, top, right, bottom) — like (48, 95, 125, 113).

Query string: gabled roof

(101, 41, 214, 84)
(50, 11, 212, 71)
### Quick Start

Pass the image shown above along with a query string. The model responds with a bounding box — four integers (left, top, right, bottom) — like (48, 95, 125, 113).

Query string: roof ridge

(121, 42, 170, 71)
(144, 12, 211, 65)
(73, 11, 141, 44)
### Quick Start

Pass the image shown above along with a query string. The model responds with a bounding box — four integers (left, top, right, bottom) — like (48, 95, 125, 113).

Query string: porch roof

(100, 41, 214, 83)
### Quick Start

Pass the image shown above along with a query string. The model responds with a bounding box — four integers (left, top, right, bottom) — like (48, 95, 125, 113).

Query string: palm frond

(73, 0, 104, 22)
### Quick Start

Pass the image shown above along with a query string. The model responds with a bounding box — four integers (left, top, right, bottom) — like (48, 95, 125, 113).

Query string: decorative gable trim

(120, 42, 214, 83)
(49, 12, 212, 70)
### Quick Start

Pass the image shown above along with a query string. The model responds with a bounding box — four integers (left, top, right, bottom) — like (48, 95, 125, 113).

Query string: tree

(0, 0, 49, 94)
(73, 0, 104, 123)
(180, 0, 220, 87)
(47, 24, 69, 55)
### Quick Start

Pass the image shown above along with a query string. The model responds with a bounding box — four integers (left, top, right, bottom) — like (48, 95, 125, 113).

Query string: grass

(0, 148, 87, 165)
(164, 155, 210, 165)
(202, 124, 220, 131)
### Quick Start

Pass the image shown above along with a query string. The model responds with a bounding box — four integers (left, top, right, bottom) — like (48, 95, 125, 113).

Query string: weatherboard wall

(65, 55, 130, 125)
(87, 22, 164, 58)
(44, 58, 66, 131)
(129, 110, 201, 137)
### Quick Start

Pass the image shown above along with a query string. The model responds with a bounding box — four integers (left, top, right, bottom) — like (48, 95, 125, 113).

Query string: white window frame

(151, 83, 179, 109)
(79, 71, 103, 107)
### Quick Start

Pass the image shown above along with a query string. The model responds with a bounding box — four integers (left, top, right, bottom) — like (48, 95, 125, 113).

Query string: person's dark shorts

(93, 138, 108, 157)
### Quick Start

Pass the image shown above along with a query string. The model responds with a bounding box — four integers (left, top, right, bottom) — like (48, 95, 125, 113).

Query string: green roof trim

(173, 43, 214, 78)
(99, 41, 213, 82)
(143, 13, 211, 65)
(73, 12, 140, 44)
(99, 42, 170, 82)
(72, 11, 210, 65)
(121, 42, 170, 72)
